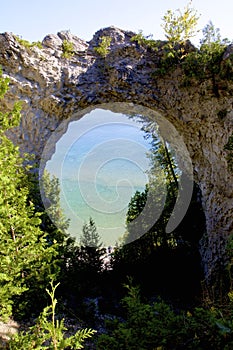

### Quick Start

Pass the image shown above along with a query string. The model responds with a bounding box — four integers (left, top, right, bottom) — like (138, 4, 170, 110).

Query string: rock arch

(0, 27, 232, 284)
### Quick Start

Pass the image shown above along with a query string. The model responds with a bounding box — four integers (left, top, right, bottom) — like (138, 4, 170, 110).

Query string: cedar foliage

(8, 282, 96, 350)
(0, 69, 58, 320)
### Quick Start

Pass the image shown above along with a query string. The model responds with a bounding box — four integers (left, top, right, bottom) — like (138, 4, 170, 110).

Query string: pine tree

(0, 69, 58, 319)
(79, 218, 105, 275)
(39, 169, 82, 296)
(124, 125, 179, 247)
(80, 217, 103, 248)
(40, 169, 70, 243)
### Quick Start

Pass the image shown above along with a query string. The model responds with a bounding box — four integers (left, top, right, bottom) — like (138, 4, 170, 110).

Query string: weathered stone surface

(42, 33, 63, 49)
(0, 27, 232, 284)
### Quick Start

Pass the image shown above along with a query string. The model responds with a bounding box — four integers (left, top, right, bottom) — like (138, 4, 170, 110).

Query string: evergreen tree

(123, 126, 179, 248)
(80, 217, 103, 248)
(37, 170, 86, 302)
(40, 170, 70, 236)
(79, 218, 105, 274)
(49, 217, 107, 300)
(0, 69, 58, 319)
(126, 187, 148, 226)
(111, 119, 205, 302)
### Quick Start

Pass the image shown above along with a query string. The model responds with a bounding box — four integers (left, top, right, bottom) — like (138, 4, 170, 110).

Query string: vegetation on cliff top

(131, 1, 233, 87)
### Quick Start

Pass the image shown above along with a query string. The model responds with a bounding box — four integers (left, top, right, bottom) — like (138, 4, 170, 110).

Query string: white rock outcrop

(0, 27, 232, 284)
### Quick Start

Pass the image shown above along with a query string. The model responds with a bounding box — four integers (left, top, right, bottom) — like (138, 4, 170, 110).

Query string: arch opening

(39, 102, 196, 247)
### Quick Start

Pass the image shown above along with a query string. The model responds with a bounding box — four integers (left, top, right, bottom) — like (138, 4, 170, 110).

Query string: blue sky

(1, 1, 233, 46)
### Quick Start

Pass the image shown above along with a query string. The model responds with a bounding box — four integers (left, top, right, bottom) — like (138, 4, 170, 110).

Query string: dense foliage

(0, 71, 96, 348)
(131, 2, 233, 84)
(109, 124, 205, 306)
(97, 280, 233, 350)
(0, 70, 58, 320)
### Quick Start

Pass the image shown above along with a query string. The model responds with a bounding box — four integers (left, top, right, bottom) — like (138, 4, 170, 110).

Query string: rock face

(0, 27, 232, 284)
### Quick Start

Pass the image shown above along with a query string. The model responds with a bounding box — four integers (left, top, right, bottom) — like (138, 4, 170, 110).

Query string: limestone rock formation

(0, 27, 232, 285)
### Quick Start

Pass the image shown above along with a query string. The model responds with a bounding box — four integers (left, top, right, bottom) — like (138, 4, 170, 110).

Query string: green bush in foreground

(8, 281, 96, 350)
(97, 280, 233, 350)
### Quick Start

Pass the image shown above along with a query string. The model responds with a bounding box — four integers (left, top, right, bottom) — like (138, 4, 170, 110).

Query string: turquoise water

(45, 109, 152, 246)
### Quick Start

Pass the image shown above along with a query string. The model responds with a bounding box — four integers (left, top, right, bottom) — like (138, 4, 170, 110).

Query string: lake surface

(45, 109, 153, 246)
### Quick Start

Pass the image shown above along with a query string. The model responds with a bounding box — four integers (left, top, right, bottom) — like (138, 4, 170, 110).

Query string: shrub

(15, 36, 42, 49)
(94, 36, 111, 57)
(183, 21, 231, 82)
(130, 30, 158, 51)
(62, 39, 74, 59)
(8, 281, 97, 349)
(97, 279, 233, 349)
